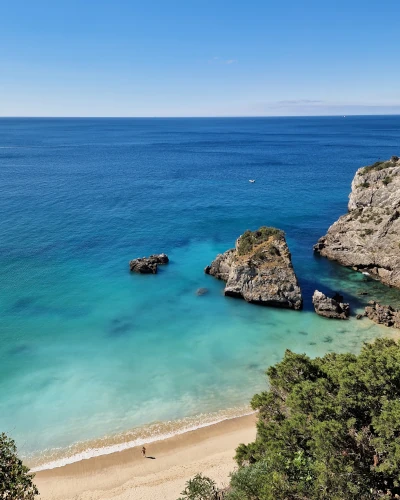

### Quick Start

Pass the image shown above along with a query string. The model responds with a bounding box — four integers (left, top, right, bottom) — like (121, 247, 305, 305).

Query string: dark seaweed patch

(108, 317, 134, 337)
(9, 297, 36, 313)
(8, 344, 30, 356)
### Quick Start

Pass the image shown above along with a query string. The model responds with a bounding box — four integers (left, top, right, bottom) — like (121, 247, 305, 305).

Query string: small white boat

(249, 179, 255, 183)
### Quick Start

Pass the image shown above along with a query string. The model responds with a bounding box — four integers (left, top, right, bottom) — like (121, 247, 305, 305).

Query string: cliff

(205, 227, 303, 310)
(314, 156, 400, 288)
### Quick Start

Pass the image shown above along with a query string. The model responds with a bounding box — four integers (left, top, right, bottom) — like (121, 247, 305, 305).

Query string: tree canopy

(227, 338, 400, 500)
(0, 432, 38, 499)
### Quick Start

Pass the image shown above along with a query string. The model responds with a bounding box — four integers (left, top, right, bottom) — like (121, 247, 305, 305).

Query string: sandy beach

(35, 414, 257, 500)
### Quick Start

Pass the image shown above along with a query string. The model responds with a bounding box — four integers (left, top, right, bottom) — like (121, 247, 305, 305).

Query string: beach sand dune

(35, 414, 256, 500)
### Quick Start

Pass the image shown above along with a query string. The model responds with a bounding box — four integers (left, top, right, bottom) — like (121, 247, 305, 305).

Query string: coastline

(35, 413, 257, 500)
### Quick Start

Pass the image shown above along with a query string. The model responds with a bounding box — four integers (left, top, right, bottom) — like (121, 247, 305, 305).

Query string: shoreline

(30, 406, 255, 472)
(35, 413, 257, 500)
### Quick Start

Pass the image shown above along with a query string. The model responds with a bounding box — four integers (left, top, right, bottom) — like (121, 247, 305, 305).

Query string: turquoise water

(1, 117, 400, 468)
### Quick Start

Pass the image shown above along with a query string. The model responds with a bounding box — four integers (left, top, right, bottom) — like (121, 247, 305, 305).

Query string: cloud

(248, 100, 400, 116)
(224, 59, 237, 65)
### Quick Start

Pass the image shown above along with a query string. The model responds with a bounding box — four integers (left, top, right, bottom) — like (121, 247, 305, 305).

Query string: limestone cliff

(314, 156, 400, 288)
(205, 227, 303, 310)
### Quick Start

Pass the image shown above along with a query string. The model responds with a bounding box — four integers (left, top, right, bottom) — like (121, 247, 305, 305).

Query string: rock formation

(129, 253, 169, 274)
(205, 227, 303, 310)
(314, 156, 400, 288)
(364, 300, 400, 329)
(312, 290, 350, 319)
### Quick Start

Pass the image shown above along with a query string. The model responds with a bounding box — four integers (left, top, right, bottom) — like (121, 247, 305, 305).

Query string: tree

(227, 338, 400, 500)
(0, 432, 38, 499)
(177, 473, 217, 500)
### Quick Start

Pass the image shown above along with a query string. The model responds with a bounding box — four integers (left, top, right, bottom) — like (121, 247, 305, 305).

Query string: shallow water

(1, 117, 400, 467)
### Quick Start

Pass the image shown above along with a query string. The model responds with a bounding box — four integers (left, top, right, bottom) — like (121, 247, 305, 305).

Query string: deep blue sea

(1, 116, 400, 468)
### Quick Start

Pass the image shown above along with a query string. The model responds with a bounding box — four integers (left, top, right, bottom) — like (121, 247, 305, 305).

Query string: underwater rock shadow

(107, 317, 136, 337)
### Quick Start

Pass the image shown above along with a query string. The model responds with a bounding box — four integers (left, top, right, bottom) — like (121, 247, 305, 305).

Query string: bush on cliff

(237, 227, 284, 256)
(226, 338, 400, 499)
(0, 432, 38, 499)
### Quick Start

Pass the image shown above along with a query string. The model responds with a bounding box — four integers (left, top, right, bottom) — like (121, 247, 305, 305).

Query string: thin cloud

(209, 57, 237, 65)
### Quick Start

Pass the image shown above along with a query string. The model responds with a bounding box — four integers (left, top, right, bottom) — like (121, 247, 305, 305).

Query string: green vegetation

(237, 227, 284, 256)
(180, 339, 400, 499)
(364, 228, 374, 235)
(358, 181, 370, 189)
(0, 433, 38, 499)
(360, 160, 394, 175)
(226, 339, 400, 499)
(177, 473, 217, 500)
(383, 176, 392, 186)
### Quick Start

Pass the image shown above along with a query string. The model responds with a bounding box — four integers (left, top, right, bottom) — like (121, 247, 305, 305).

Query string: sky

(1, 0, 400, 117)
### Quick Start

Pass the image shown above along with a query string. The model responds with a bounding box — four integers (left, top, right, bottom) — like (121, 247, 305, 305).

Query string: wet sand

(35, 413, 257, 500)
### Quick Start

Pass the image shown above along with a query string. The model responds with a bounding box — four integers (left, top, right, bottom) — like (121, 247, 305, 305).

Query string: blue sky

(1, 0, 400, 116)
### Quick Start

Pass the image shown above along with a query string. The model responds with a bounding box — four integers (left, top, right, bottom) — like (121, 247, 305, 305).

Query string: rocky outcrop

(205, 227, 303, 310)
(312, 290, 350, 319)
(314, 156, 400, 288)
(129, 253, 169, 274)
(364, 301, 400, 328)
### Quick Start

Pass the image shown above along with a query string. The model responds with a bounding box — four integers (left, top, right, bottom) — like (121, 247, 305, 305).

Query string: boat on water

(249, 179, 255, 183)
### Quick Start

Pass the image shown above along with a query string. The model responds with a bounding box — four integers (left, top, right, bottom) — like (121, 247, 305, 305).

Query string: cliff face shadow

(146, 456, 156, 459)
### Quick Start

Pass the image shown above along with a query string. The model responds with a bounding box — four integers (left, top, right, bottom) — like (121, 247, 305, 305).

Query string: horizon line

(1, 113, 400, 119)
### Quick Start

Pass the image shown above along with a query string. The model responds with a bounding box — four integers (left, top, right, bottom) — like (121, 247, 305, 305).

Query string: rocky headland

(312, 290, 350, 319)
(314, 156, 400, 288)
(129, 253, 169, 274)
(205, 227, 303, 310)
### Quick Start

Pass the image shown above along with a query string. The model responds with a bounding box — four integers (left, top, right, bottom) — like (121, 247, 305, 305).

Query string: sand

(35, 413, 257, 500)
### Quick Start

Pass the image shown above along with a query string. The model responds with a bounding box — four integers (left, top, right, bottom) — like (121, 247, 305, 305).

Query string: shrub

(0, 433, 38, 499)
(361, 160, 394, 175)
(228, 339, 400, 499)
(358, 181, 370, 189)
(177, 473, 217, 500)
(383, 176, 392, 186)
(237, 227, 284, 256)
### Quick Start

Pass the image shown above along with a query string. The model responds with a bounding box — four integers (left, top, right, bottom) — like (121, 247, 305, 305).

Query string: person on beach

(141, 446, 146, 458)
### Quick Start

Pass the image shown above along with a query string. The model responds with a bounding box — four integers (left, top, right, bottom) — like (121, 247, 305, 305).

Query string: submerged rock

(314, 156, 400, 288)
(129, 253, 169, 274)
(196, 287, 209, 296)
(312, 290, 350, 319)
(364, 301, 400, 329)
(205, 227, 303, 310)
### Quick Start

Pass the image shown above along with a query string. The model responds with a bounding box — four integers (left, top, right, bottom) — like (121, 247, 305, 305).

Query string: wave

(30, 405, 254, 472)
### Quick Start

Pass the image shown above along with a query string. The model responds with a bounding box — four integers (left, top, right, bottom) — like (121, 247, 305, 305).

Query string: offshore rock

(312, 290, 350, 319)
(314, 156, 400, 288)
(205, 227, 303, 310)
(129, 253, 169, 274)
(364, 301, 400, 329)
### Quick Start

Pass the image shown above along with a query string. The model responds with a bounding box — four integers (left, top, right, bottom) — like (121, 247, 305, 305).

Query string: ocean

(1, 116, 400, 469)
